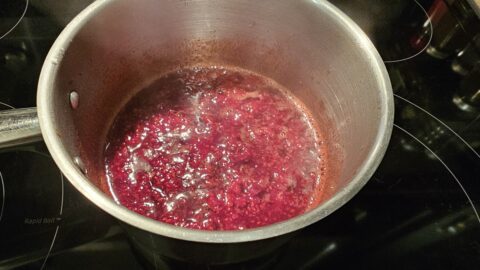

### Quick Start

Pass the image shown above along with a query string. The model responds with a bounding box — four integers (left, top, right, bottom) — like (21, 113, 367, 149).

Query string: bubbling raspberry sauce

(104, 66, 326, 230)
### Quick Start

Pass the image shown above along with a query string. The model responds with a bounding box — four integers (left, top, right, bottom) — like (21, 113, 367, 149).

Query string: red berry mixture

(104, 66, 325, 230)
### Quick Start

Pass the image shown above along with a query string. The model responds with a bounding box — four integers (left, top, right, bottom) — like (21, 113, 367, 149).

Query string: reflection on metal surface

(59, 173, 64, 215)
(0, 172, 4, 223)
(384, 0, 433, 63)
(299, 242, 338, 270)
(394, 124, 480, 224)
(467, 0, 480, 19)
(0, 107, 42, 149)
(0, 102, 15, 109)
(69, 91, 79, 109)
(0, 0, 29, 40)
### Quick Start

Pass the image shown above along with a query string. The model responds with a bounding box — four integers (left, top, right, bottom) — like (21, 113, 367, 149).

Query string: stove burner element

(394, 124, 480, 224)
(40, 173, 65, 270)
(394, 94, 480, 159)
(383, 0, 433, 63)
(0, 0, 29, 40)
(0, 150, 65, 268)
(331, 0, 433, 63)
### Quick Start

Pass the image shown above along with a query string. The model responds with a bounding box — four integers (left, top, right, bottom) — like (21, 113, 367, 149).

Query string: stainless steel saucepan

(0, 0, 393, 265)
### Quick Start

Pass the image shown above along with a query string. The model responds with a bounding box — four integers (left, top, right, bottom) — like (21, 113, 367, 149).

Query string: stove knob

(451, 34, 480, 75)
(453, 66, 480, 112)
(425, 0, 479, 59)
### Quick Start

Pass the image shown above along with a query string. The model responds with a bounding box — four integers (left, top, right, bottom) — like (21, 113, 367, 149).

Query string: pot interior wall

(53, 0, 384, 209)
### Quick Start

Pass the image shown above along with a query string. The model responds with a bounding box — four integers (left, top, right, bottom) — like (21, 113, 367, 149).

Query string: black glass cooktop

(1, 0, 479, 269)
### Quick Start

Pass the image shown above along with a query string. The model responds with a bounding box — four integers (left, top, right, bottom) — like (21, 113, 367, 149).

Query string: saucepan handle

(0, 108, 42, 149)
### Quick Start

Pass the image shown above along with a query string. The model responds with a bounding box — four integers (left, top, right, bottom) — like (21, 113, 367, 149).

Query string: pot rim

(37, 0, 394, 243)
